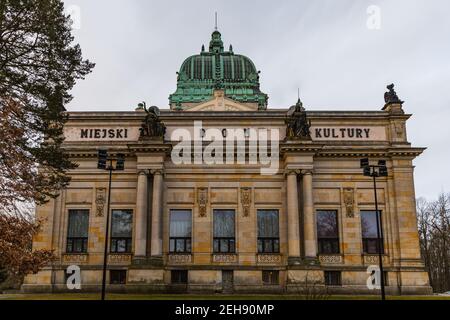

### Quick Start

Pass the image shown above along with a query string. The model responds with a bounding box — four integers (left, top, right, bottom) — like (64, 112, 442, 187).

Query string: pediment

(184, 90, 258, 112)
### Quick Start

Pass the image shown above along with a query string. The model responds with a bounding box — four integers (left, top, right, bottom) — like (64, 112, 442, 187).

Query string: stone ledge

(256, 254, 283, 265)
(167, 254, 192, 265)
(319, 254, 343, 265)
(362, 254, 389, 265)
(61, 253, 89, 265)
(108, 253, 132, 265)
(211, 254, 237, 264)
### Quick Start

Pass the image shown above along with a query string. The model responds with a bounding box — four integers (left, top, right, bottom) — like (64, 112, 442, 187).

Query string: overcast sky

(62, 0, 450, 200)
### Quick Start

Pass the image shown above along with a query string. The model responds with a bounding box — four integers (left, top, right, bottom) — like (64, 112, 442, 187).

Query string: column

(151, 170, 163, 256)
(303, 170, 317, 259)
(287, 170, 301, 258)
(135, 170, 148, 257)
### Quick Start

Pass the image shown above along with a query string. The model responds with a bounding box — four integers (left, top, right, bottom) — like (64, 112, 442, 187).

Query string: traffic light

(360, 158, 369, 168)
(116, 154, 125, 171)
(98, 150, 108, 170)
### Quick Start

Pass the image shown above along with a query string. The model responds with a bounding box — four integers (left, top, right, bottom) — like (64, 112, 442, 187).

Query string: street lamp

(360, 158, 388, 301)
(98, 150, 125, 300)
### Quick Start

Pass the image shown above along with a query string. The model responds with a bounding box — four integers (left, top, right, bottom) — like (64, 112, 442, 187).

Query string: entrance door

(222, 270, 234, 293)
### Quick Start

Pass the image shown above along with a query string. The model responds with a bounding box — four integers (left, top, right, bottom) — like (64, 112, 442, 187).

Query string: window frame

(171, 270, 188, 284)
(66, 209, 90, 254)
(324, 271, 342, 286)
(213, 209, 236, 254)
(110, 270, 127, 285)
(262, 270, 280, 285)
(360, 210, 385, 254)
(316, 209, 340, 255)
(169, 209, 192, 254)
(110, 209, 133, 254)
(257, 209, 280, 254)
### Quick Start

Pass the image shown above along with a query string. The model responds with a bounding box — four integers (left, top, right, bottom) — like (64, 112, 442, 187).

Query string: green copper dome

(169, 30, 268, 109)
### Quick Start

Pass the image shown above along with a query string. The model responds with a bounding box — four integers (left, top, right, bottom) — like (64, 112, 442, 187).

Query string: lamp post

(98, 150, 125, 300)
(360, 158, 387, 301)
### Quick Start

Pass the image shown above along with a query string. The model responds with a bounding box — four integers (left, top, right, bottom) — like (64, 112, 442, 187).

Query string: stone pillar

(286, 170, 301, 259)
(151, 170, 163, 256)
(303, 170, 317, 259)
(135, 170, 148, 257)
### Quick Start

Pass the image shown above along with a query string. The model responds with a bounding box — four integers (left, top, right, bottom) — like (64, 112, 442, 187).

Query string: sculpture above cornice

(286, 98, 312, 140)
(139, 105, 166, 140)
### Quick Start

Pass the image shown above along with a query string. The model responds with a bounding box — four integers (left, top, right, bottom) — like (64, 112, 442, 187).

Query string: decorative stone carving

(212, 254, 237, 263)
(319, 255, 343, 265)
(285, 169, 301, 177)
(62, 254, 88, 264)
(139, 105, 166, 139)
(384, 83, 404, 105)
(168, 254, 192, 264)
(257, 254, 282, 264)
(343, 188, 355, 218)
(363, 254, 388, 265)
(108, 254, 132, 265)
(286, 99, 311, 140)
(197, 187, 208, 217)
(240, 187, 252, 217)
(95, 187, 106, 217)
(150, 169, 164, 176)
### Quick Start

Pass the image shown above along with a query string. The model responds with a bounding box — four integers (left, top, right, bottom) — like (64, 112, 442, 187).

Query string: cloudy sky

(62, 0, 450, 200)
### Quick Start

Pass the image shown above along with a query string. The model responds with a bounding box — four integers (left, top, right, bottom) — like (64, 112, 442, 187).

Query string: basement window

(324, 271, 342, 286)
(110, 270, 127, 284)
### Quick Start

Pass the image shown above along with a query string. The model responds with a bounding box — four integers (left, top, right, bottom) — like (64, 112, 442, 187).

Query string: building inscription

(64, 127, 140, 142)
(311, 126, 386, 141)
(64, 126, 386, 142)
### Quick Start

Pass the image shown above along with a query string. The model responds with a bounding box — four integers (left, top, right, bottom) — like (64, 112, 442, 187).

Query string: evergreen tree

(0, 0, 94, 210)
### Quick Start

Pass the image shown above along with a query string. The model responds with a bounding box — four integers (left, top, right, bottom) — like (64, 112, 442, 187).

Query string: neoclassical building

(23, 30, 431, 294)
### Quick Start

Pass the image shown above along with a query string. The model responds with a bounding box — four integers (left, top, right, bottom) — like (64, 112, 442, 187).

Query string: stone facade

(22, 97, 432, 295)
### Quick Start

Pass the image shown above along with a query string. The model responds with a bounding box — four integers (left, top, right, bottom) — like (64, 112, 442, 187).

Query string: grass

(1, 293, 450, 300)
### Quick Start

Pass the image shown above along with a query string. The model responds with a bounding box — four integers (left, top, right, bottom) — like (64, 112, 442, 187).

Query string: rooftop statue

(384, 83, 404, 104)
(286, 99, 311, 140)
(140, 104, 166, 139)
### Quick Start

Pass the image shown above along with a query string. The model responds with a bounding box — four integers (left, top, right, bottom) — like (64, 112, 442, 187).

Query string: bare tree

(416, 193, 450, 293)
(0, 208, 54, 290)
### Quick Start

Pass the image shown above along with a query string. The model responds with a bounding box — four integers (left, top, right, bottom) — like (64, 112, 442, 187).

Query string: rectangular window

(66, 209, 89, 253)
(257, 210, 280, 253)
(324, 271, 342, 286)
(317, 210, 340, 254)
(262, 270, 279, 285)
(110, 209, 133, 253)
(361, 211, 384, 254)
(169, 210, 192, 253)
(213, 210, 236, 253)
(110, 270, 127, 284)
(171, 270, 188, 284)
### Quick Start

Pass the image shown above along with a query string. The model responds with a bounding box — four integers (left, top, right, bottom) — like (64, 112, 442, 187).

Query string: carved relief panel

(343, 188, 355, 218)
(240, 187, 252, 217)
(95, 188, 106, 217)
(197, 187, 209, 217)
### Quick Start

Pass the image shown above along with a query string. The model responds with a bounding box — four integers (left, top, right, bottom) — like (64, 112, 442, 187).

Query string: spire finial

(215, 12, 218, 31)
